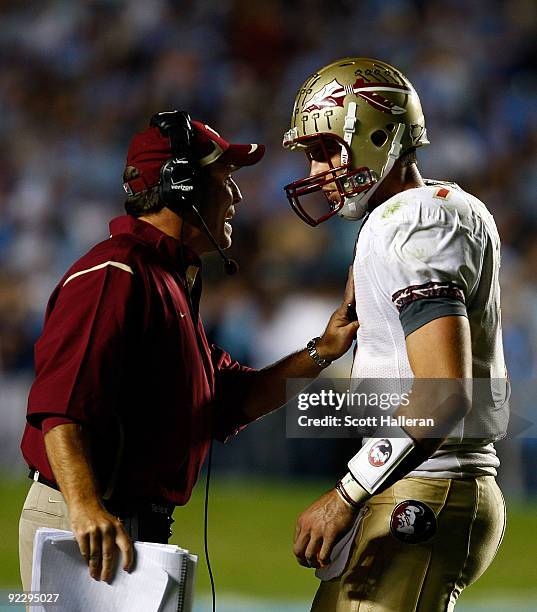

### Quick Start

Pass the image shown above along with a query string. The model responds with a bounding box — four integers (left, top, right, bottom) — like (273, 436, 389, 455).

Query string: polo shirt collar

(109, 215, 201, 269)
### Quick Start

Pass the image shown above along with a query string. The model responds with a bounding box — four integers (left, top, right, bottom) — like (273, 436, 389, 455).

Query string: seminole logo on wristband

(368, 439, 392, 466)
(390, 500, 437, 544)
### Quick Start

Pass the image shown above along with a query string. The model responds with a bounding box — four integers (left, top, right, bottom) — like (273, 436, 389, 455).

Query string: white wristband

(347, 428, 415, 495)
(337, 472, 370, 506)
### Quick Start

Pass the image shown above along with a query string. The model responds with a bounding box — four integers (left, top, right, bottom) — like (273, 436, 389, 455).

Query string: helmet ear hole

(371, 130, 388, 147)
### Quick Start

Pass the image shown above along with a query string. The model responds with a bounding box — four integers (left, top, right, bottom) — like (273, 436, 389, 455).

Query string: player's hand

(316, 266, 359, 361)
(293, 488, 358, 569)
(69, 501, 133, 582)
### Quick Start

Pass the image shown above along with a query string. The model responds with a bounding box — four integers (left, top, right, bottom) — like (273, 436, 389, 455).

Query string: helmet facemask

(283, 131, 377, 227)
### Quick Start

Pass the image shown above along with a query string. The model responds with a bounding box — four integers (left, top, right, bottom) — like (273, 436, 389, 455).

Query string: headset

(150, 110, 198, 213)
(150, 110, 238, 275)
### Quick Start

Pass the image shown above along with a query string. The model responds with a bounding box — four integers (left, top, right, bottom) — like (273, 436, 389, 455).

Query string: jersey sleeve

(369, 196, 483, 337)
(27, 261, 138, 429)
(210, 344, 258, 441)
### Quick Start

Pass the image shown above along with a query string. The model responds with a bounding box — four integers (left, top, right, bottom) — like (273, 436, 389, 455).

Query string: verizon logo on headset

(170, 178, 194, 191)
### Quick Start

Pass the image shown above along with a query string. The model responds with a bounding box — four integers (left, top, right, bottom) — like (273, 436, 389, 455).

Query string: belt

(28, 469, 174, 517)
(29, 469, 59, 491)
(105, 498, 175, 519)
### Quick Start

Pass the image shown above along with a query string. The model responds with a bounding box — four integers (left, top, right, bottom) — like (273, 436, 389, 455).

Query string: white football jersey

(351, 181, 508, 477)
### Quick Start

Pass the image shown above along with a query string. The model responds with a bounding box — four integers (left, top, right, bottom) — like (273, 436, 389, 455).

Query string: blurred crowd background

(0, 0, 536, 496)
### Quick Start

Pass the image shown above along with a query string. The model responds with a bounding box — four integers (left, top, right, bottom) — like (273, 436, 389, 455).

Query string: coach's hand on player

(294, 488, 358, 569)
(70, 502, 133, 583)
(316, 266, 359, 362)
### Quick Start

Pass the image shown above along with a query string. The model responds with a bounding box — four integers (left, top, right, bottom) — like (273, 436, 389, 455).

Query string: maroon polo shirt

(21, 215, 256, 506)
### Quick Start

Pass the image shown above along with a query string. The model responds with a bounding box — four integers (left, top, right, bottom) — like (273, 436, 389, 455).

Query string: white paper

(31, 528, 197, 612)
(31, 528, 73, 597)
(134, 541, 197, 612)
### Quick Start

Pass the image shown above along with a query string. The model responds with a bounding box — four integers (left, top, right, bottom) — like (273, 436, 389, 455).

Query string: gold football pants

(311, 476, 505, 612)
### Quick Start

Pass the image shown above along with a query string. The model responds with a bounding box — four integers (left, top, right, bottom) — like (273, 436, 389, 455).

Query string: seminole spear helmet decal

(283, 57, 429, 226)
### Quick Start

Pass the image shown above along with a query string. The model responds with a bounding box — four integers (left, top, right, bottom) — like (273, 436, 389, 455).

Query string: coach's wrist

(314, 336, 339, 363)
(67, 490, 105, 513)
(306, 337, 333, 368)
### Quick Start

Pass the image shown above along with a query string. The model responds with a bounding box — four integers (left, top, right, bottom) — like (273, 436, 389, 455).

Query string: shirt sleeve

(41, 415, 79, 435)
(369, 196, 483, 337)
(210, 344, 258, 442)
(27, 261, 138, 429)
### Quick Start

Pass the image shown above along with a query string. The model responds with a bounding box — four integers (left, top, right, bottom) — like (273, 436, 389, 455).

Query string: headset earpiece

(149, 111, 197, 213)
(159, 156, 197, 211)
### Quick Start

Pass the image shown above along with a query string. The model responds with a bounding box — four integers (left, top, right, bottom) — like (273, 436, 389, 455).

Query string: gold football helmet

(283, 57, 429, 226)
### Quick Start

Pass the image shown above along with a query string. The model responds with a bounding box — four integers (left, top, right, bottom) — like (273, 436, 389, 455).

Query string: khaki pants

(19, 482, 71, 592)
(312, 476, 506, 612)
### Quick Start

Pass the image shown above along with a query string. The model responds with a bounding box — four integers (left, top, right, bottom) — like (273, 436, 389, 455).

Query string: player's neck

(400, 162, 424, 192)
(369, 161, 424, 209)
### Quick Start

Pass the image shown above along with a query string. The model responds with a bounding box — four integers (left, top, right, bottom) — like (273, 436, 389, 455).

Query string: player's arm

(407, 314, 472, 378)
(44, 423, 133, 582)
(293, 314, 472, 569)
(401, 314, 472, 455)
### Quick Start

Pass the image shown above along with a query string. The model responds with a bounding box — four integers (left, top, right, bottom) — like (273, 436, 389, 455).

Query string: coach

(19, 111, 359, 589)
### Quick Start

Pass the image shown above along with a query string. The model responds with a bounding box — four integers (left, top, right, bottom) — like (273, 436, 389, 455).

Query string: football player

(283, 57, 508, 611)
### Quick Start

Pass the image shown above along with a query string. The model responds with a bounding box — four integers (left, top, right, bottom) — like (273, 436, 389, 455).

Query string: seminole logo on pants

(390, 499, 437, 544)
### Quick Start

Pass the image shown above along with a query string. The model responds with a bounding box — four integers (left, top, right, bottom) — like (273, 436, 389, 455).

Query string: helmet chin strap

(339, 123, 406, 221)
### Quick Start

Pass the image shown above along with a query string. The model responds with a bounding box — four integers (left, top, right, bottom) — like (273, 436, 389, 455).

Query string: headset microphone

(190, 204, 239, 275)
(224, 258, 239, 276)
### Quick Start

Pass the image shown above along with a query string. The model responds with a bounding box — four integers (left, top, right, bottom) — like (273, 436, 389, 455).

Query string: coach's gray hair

(123, 166, 165, 217)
